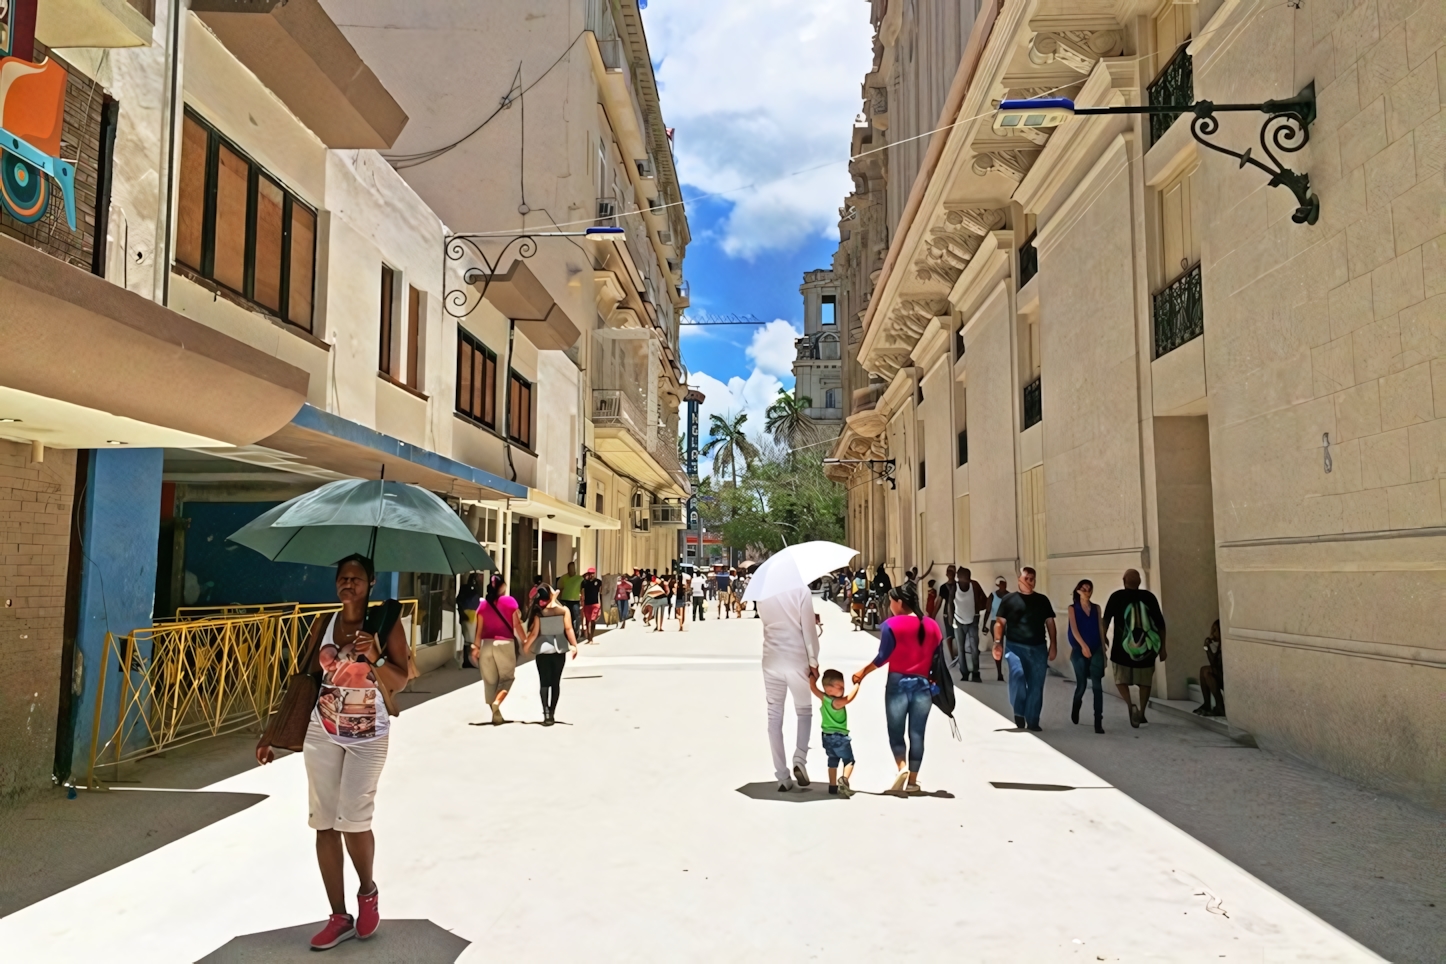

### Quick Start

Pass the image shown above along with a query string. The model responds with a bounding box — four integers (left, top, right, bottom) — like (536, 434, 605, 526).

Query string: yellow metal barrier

(87, 599, 419, 786)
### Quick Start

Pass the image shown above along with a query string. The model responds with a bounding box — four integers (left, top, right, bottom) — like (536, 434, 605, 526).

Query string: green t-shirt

(819, 694, 849, 734)
(558, 574, 583, 601)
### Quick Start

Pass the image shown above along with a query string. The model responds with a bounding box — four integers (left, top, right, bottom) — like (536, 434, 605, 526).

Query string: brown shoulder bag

(259, 617, 327, 753)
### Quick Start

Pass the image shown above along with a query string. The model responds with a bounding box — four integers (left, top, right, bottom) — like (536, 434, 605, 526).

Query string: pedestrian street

(0, 597, 1376, 963)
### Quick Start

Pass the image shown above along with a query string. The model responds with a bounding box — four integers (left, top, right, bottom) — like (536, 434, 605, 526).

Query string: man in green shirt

(809, 669, 861, 797)
(557, 562, 583, 628)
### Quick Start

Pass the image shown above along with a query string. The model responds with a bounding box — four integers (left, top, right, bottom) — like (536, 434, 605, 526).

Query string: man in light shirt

(757, 586, 821, 792)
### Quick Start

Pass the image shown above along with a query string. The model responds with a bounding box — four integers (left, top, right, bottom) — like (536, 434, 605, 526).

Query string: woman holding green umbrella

(256, 553, 410, 949)
(239, 478, 496, 950)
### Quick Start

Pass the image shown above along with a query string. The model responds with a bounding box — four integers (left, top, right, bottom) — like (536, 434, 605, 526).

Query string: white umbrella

(741, 541, 859, 602)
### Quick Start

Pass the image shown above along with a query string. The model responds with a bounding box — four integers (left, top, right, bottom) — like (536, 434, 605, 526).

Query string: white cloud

(644, 0, 874, 258)
(746, 319, 802, 379)
(688, 368, 784, 479)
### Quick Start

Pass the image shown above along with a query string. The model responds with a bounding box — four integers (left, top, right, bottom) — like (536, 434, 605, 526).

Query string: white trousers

(763, 665, 813, 784)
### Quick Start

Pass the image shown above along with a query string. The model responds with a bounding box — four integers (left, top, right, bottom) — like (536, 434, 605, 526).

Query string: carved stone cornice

(970, 148, 1038, 181)
(1026, 21, 1123, 75)
(910, 207, 1005, 289)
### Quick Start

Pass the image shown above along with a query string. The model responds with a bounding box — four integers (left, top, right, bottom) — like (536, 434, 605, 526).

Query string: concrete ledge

(1148, 695, 1257, 746)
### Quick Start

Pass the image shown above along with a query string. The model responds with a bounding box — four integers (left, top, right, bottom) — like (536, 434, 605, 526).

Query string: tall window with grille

(1017, 232, 1038, 288)
(455, 329, 497, 428)
(1152, 166, 1203, 357)
(1148, 2, 1193, 146)
(1021, 316, 1042, 430)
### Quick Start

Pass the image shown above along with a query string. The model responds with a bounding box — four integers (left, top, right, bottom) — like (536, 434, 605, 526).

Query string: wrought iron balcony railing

(1022, 376, 1042, 431)
(1147, 45, 1194, 146)
(1153, 262, 1203, 358)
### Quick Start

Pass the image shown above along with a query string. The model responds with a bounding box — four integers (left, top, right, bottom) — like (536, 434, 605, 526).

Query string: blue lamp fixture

(992, 85, 1319, 225)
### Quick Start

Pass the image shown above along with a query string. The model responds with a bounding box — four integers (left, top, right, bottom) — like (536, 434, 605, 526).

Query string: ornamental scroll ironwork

(443, 233, 540, 319)
(1188, 85, 1319, 225)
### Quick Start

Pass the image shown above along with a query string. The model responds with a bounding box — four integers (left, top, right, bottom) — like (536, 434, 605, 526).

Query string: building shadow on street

(0, 789, 266, 918)
(197, 919, 468, 963)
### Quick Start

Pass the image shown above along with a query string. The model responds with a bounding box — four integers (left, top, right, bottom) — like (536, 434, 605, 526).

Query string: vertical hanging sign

(684, 388, 704, 556)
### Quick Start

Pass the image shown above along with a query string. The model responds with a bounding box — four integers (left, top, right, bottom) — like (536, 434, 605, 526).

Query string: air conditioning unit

(596, 197, 618, 224)
(635, 156, 656, 179)
(631, 508, 651, 532)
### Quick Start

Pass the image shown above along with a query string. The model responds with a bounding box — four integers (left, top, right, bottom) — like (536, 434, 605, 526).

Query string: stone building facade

(825, 0, 1445, 808)
(792, 269, 845, 437)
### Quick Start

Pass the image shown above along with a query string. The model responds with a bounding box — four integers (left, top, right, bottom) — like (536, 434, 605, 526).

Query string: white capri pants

(304, 718, 389, 832)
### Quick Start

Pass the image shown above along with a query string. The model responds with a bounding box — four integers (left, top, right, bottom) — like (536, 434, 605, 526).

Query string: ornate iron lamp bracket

(443, 233, 541, 320)
(1063, 83, 1320, 225)
(1187, 86, 1318, 225)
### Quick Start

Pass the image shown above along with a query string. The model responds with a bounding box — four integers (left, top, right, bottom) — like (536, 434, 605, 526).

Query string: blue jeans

(1004, 641, 1048, 727)
(953, 620, 979, 674)
(884, 672, 932, 772)
(563, 600, 581, 628)
(1070, 648, 1105, 722)
(616, 598, 630, 623)
(821, 731, 854, 768)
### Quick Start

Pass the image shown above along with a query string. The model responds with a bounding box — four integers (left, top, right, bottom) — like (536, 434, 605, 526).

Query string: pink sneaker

(356, 886, 380, 940)
(310, 913, 356, 950)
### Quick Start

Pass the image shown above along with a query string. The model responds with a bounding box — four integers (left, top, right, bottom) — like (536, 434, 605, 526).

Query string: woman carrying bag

(520, 584, 579, 725)
(472, 574, 526, 725)
(255, 553, 411, 951)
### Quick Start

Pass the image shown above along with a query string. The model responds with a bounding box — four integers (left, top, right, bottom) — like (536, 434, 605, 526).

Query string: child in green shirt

(809, 669, 861, 797)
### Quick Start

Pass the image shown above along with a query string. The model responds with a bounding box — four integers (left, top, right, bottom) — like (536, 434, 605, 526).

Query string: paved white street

(1, 598, 1378, 962)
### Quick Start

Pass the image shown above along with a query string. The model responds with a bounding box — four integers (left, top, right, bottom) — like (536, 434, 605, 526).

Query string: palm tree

(701, 412, 759, 486)
(765, 388, 817, 452)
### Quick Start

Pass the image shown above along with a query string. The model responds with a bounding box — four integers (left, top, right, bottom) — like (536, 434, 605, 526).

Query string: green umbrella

(227, 480, 494, 575)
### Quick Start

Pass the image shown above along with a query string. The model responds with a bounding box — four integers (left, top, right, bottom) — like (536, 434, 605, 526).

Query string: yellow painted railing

(86, 599, 419, 786)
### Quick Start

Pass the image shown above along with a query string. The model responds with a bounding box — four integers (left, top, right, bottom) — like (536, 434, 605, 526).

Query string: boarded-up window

(379, 265, 396, 377)
(406, 285, 422, 390)
(456, 328, 496, 428)
(508, 371, 533, 448)
(174, 108, 317, 332)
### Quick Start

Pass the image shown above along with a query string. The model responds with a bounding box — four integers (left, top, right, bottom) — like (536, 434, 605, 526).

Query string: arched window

(819, 333, 840, 360)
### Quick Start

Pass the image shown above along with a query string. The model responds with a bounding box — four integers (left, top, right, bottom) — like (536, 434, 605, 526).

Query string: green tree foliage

(764, 388, 817, 451)
(700, 412, 759, 485)
(699, 437, 844, 554)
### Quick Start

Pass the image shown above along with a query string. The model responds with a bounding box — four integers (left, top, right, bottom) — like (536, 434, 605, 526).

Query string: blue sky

(640, 0, 873, 457)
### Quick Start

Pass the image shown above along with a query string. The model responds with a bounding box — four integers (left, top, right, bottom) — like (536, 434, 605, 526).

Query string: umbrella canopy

(741, 541, 859, 603)
(228, 479, 494, 575)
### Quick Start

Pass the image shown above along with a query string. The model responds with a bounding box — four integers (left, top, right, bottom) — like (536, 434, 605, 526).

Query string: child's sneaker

(838, 775, 853, 798)
(310, 914, 356, 950)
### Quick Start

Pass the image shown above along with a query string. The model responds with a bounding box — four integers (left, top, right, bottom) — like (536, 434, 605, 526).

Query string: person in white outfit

(757, 586, 821, 791)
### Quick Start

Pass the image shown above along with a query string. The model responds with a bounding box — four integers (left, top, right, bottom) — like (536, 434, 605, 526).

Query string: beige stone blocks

(1370, 245, 1425, 318)
(1333, 379, 1383, 440)
(1360, 426, 1412, 485)
(1338, 92, 1388, 172)
(1352, 313, 1403, 381)
(1391, 174, 1444, 254)
(1379, 360, 1437, 428)
(1386, 58, 1440, 140)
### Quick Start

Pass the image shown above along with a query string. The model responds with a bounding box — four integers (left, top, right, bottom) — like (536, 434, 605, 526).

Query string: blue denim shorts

(821, 731, 854, 767)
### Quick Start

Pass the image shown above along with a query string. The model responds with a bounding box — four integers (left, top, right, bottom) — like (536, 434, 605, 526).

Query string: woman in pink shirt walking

(853, 582, 942, 794)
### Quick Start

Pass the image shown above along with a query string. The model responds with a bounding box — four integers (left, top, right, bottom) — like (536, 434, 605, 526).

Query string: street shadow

(850, 789, 957, 799)
(0, 789, 266, 918)
(734, 782, 840, 803)
(197, 919, 468, 963)
(466, 720, 574, 727)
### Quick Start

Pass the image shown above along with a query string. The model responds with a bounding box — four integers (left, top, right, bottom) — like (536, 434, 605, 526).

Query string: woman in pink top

(852, 581, 942, 794)
(471, 574, 525, 725)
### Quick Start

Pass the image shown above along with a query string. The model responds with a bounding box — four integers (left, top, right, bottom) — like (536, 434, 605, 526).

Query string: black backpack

(928, 635, 962, 740)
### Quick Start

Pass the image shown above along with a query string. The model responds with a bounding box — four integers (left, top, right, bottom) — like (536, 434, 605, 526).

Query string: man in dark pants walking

(991, 567, 1056, 731)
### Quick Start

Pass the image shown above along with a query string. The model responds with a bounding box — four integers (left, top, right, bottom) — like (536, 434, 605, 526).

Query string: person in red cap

(580, 566, 603, 643)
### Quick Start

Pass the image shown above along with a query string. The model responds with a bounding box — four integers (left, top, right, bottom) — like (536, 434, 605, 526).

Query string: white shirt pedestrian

(757, 587, 820, 789)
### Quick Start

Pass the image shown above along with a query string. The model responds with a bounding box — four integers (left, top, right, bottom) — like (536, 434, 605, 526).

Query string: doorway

(1153, 415, 1219, 700)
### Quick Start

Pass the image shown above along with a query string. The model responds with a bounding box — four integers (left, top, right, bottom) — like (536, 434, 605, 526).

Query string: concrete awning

(0, 234, 309, 449)
(476, 260, 582, 351)
(257, 405, 527, 502)
(469, 487, 621, 538)
(191, 0, 408, 149)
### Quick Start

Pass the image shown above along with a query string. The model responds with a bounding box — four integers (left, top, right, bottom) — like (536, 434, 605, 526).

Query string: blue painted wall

(71, 448, 163, 768)
(181, 501, 399, 605)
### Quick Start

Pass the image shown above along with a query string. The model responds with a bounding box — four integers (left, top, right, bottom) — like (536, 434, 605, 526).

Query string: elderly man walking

(758, 585, 821, 791)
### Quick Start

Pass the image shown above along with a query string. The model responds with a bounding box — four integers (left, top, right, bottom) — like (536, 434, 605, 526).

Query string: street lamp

(994, 85, 1319, 225)
(822, 458, 897, 490)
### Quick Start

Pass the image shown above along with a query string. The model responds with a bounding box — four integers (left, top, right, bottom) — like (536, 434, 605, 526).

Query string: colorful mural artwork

(0, 0, 78, 230)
